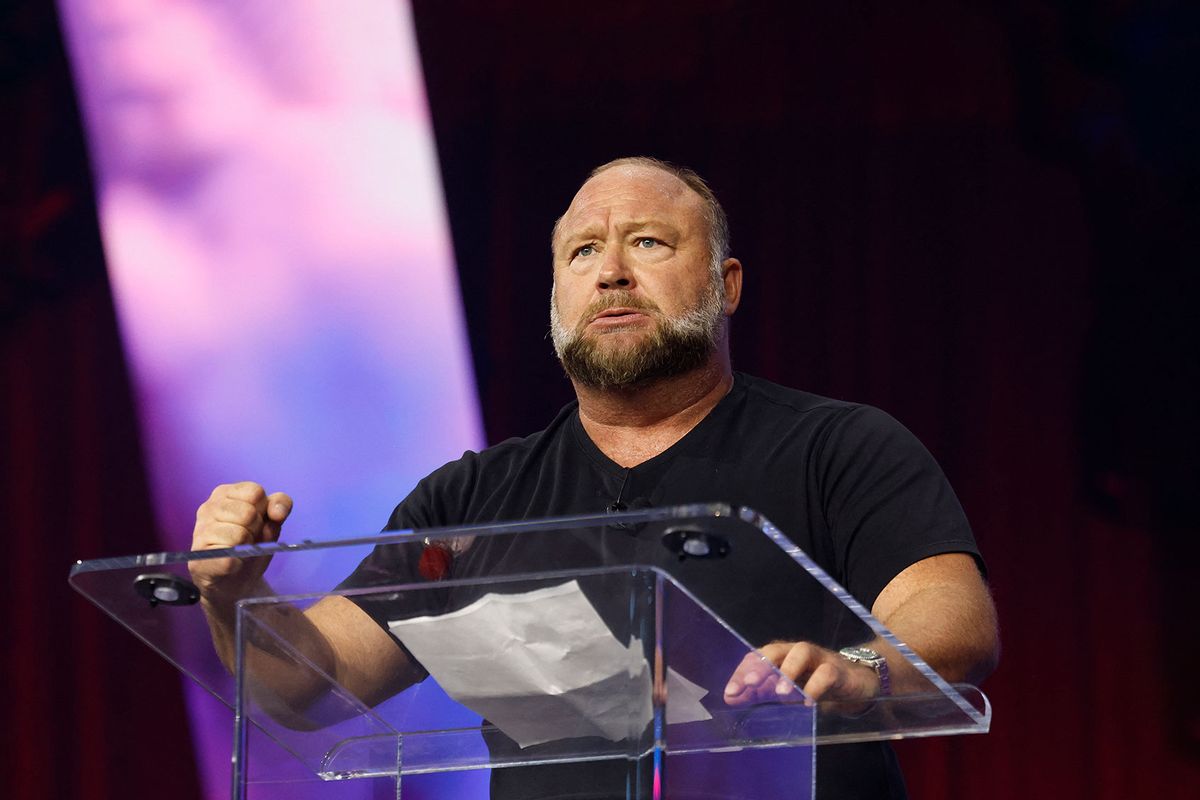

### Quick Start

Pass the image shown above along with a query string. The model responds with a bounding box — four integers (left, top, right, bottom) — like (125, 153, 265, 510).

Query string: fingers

(796, 661, 846, 703)
(195, 520, 263, 550)
(263, 492, 293, 543)
(189, 482, 290, 598)
(723, 643, 790, 705)
(266, 492, 293, 524)
(778, 642, 834, 701)
(724, 641, 880, 706)
(194, 482, 284, 549)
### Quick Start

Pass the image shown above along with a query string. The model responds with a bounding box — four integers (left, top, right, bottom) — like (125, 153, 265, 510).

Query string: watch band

(838, 646, 892, 697)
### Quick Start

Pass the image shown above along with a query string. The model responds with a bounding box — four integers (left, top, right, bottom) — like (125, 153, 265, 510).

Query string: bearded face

(550, 277, 726, 390)
(547, 163, 738, 389)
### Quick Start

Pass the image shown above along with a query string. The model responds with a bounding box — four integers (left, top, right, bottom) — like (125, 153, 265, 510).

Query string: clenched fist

(189, 481, 293, 605)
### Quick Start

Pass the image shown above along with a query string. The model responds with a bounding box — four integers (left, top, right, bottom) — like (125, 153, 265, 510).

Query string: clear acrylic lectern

(69, 504, 990, 799)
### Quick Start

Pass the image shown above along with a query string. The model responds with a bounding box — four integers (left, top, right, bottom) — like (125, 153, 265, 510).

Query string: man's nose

(596, 247, 635, 290)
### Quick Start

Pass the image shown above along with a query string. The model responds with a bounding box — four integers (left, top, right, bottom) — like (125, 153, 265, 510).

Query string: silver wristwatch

(838, 646, 892, 697)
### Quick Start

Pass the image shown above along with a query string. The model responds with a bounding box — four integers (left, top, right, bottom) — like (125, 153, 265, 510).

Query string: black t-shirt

(341, 372, 981, 799)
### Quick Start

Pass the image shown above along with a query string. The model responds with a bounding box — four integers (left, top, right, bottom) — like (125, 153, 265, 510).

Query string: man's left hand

(722, 641, 882, 706)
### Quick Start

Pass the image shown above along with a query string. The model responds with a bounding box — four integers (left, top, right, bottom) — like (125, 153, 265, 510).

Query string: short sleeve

(815, 405, 982, 609)
(335, 452, 483, 648)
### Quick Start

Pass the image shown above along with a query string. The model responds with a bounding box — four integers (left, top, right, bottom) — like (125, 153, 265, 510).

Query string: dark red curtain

(4, 1, 1197, 798)
(411, 2, 1199, 797)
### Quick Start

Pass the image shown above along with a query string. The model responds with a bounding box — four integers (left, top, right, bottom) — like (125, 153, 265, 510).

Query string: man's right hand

(189, 482, 293, 604)
(188, 481, 418, 720)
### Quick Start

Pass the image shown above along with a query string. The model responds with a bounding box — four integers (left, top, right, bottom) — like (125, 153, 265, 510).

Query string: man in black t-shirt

(191, 157, 1000, 798)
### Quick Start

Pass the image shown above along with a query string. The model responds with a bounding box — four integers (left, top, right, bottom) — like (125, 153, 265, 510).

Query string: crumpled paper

(388, 580, 711, 747)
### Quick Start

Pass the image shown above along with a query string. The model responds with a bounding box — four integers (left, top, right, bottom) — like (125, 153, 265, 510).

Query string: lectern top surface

(70, 505, 988, 780)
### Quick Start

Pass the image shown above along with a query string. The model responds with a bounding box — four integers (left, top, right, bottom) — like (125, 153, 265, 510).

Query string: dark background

(3, 1, 1198, 797)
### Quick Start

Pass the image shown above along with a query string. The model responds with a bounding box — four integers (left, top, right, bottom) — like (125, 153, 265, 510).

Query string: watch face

(839, 646, 891, 697)
(841, 647, 883, 665)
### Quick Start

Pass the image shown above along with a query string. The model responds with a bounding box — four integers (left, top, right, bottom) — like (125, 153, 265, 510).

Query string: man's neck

(574, 358, 734, 468)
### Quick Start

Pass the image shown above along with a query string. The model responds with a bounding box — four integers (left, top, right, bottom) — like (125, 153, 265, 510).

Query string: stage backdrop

(3, 1, 1197, 799)
(56, 0, 482, 796)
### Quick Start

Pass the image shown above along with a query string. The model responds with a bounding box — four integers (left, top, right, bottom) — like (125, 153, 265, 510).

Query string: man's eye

(575, 244, 595, 258)
(636, 238, 659, 249)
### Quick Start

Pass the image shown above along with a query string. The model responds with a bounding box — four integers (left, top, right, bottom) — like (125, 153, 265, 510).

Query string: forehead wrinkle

(555, 208, 610, 251)
(618, 218, 679, 233)
(553, 166, 703, 252)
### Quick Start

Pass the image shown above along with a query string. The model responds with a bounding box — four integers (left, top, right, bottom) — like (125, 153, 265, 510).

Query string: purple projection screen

(59, 1, 483, 795)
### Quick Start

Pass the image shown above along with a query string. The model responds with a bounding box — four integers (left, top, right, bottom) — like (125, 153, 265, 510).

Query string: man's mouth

(593, 307, 646, 321)
(588, 307, 652, 328)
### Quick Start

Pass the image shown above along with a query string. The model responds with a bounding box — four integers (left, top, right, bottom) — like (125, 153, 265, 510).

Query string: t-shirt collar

(568, 372, 747, 479)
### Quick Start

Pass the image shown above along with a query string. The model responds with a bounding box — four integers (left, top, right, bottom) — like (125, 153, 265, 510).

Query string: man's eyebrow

(555, 222, 604, 250)
(553, 218, 682, 254)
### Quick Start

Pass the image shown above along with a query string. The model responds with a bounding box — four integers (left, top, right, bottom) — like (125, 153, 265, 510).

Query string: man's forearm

(200, 583, 342, 729)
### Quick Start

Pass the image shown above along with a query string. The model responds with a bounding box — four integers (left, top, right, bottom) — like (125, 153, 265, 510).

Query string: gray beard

(550, 286, 725, 390)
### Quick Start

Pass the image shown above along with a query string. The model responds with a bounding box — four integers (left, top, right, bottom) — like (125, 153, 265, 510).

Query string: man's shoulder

(731, 372, 914, 448)
(390, 401, 580, 529)
(735, 372, 860, 418)
(423, 401, 579, 481)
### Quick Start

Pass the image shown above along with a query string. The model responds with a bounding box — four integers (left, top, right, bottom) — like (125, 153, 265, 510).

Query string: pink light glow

(58, 1, 483, 795)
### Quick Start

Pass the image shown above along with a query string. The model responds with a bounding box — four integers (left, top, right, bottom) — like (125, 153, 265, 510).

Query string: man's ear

(722, 258, 743, 315)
